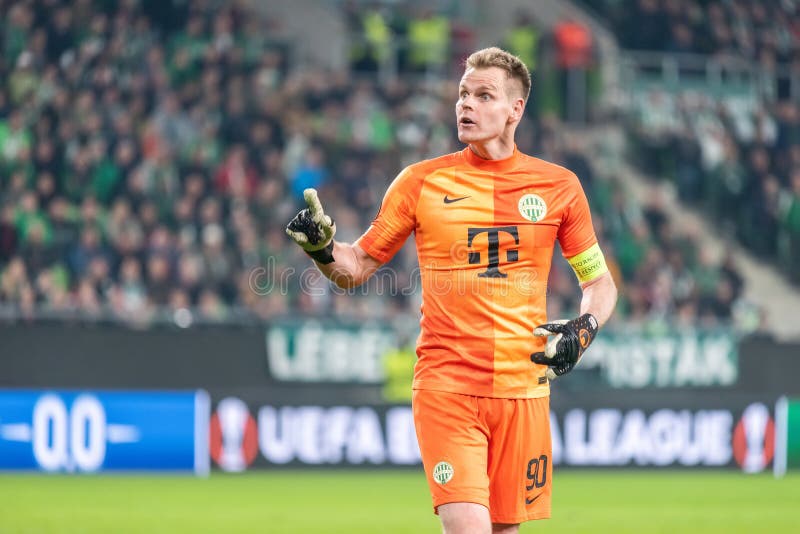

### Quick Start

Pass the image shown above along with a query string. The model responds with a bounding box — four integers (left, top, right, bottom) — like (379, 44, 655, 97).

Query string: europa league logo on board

(209, 397, 258, 472)
(732, 403, 775, 473)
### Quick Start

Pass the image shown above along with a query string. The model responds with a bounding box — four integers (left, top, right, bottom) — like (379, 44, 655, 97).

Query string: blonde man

(287, 47, 617, 533)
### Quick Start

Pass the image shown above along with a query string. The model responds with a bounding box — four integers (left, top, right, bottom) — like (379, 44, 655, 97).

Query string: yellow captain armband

(567, 243, 609, 284)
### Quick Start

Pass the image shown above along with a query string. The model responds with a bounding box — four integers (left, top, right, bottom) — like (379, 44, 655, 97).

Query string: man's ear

(509, 97, 525, 123)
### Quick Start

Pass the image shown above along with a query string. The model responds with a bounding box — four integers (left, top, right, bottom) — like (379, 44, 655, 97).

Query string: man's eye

(480, 94, 490, 100)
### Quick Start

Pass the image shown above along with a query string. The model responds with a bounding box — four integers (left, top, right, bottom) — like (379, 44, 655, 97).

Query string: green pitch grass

(0, 470, 798, 533)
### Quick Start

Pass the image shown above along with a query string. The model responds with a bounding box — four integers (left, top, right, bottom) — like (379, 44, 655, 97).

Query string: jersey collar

(462, 145, 521, 172)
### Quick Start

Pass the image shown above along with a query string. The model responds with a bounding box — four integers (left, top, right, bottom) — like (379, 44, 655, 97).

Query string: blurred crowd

(627, 90, 800, 286)
(594, 0, 800, 62)
(588, 0, 800, 284)
(0, 0, 753, 331)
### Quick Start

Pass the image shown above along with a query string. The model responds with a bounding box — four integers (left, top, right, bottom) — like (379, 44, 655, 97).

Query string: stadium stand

(0, 0, 756, 332)
(585, 0, 800, 284)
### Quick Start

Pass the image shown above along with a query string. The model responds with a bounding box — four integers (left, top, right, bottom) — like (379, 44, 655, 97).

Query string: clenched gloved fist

(531, 313, 598, 380)
(286, 188, 337, 264)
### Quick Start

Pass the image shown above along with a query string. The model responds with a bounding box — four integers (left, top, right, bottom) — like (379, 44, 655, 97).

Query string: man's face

(455, 66, 522, 145)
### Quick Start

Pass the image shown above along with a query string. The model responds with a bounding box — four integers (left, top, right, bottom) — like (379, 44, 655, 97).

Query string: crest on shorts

(432, 461, 454, 485)
(518, 194, 547, 223)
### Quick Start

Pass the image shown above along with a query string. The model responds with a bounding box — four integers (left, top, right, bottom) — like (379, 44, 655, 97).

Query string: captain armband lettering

(567, 243, 608, 283)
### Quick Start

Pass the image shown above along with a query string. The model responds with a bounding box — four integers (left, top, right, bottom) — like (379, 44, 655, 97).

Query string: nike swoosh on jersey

(443, 195, 470, 204)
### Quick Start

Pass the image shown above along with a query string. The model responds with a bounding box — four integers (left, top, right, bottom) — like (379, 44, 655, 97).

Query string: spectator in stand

(552, 17, 594, 123)
(289, 146, 328, 201)
(67, 226, 107, 280)
(215, 145, 260, 198)
(0, 204, 19, 262)
(505, 11, 541, 73)
(780, 170, 800, 282)
(404, 7, 450, 74)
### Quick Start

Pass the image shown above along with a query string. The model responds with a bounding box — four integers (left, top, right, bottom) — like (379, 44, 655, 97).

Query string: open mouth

(459, 117, 476, 126)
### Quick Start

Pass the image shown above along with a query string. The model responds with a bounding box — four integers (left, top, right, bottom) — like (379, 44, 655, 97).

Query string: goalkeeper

(287, 47, 617, 533)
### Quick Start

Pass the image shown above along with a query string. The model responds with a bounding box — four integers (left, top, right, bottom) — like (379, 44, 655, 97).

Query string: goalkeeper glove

(530, 313, 598, 380)
(285, 188, 337, 264)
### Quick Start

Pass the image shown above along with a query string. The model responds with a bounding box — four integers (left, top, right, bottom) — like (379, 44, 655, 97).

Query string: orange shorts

(412, 389, 552, 524)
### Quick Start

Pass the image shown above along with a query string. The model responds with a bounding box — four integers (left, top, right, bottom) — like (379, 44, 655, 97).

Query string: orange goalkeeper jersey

(357, 147, 598, 398)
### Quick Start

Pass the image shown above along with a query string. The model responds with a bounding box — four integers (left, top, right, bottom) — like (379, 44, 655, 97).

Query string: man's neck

(468, 138, 516, 161)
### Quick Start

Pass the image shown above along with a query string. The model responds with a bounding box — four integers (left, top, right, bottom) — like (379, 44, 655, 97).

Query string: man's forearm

(579, 272, 617, 327)
(312, 241, 380, 289)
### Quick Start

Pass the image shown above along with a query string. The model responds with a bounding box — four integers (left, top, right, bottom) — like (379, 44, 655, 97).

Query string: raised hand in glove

(530, 313, 599, 380)
(286, 188, 337, 264)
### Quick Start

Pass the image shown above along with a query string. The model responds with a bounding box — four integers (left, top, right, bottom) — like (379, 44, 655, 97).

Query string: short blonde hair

(464, 47, 531, 102)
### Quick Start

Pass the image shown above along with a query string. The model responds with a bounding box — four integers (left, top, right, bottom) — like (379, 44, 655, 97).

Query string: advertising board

(207, 394, 780, 473)
(0, 390, 209, 474)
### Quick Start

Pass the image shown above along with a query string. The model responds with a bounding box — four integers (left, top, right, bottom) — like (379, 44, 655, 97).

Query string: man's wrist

(305, 241, 335, 264)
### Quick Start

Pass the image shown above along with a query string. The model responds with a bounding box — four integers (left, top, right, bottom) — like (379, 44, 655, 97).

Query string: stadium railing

(618, 50, 800, 102)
